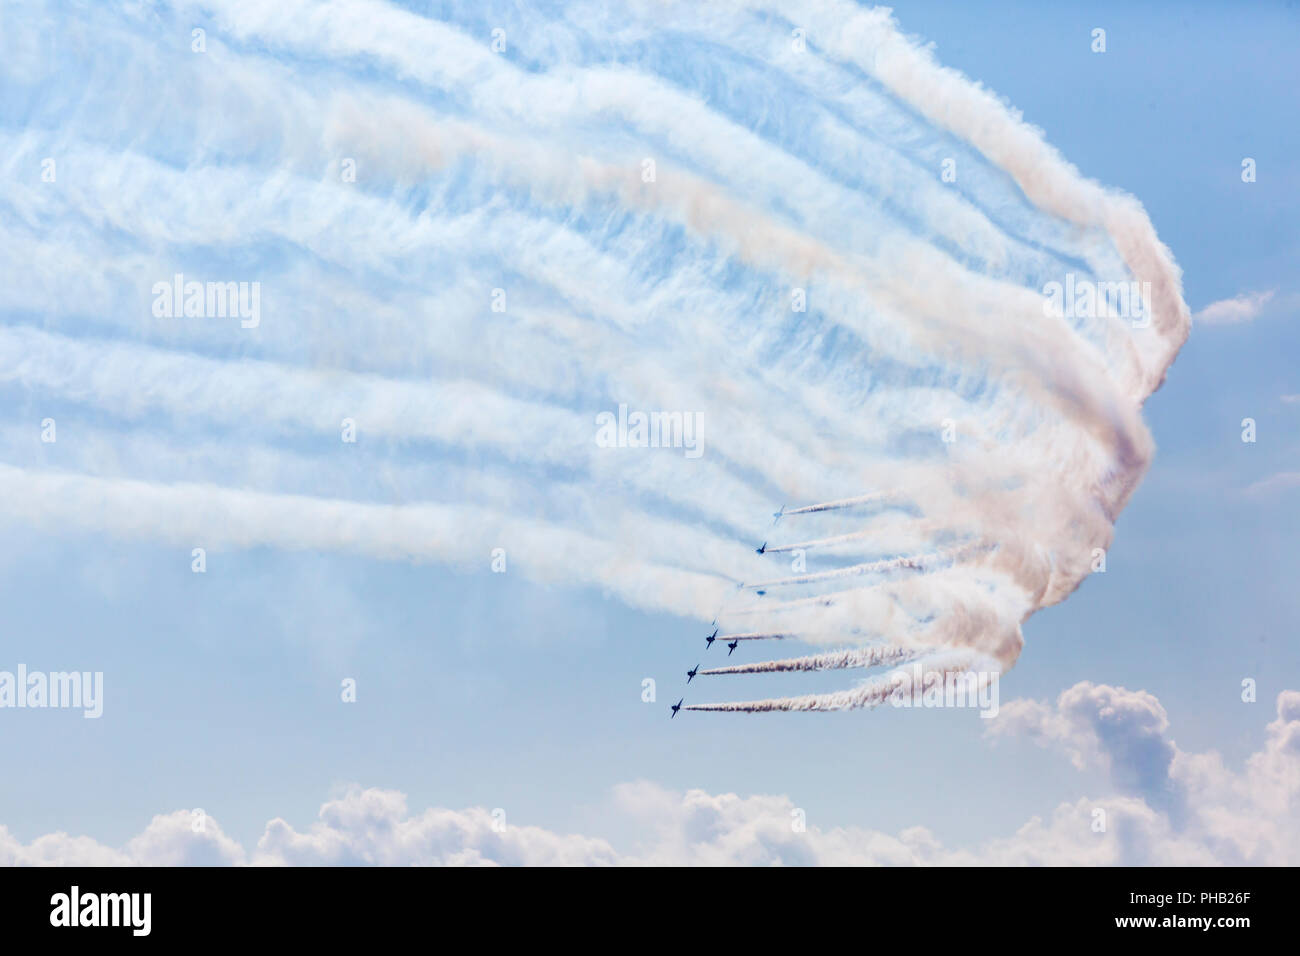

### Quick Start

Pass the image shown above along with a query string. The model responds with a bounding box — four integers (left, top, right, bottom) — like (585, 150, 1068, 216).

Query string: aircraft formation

(671, 498, 865, 717)
(667, 490, 963, 717)
(671, 502, 794, 716)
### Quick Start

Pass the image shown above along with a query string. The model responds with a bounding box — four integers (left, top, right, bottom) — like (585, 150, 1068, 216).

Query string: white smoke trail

(761, 531, 885, 553)
(745, 546, 977, 590)
(0, 1, 1190, 713)
(725, 595, 838, 617)
(760, 517, 958, 555)
(685, 651, 998, 713)
(777, 493, 894, 517)
(701, 644, 924, 677)
(0, 465, 733, 618)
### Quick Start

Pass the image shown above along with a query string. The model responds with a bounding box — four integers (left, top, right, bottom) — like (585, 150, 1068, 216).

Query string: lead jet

(755, 542, 767, 555)
(727, 639, 739, 656)
(687, 664, 699, 683)
(705, 628, 718, 649)
(671, 698, 683, 719)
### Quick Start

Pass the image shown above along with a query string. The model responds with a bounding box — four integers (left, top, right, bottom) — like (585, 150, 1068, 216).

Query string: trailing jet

(772, 504, 785, 524)
(705, 628, 718, 648)
(671, 698, 683, 718)
(687, 664, 699, 683)
(756, 541, 767, 555)
(727, 639, 739, 655)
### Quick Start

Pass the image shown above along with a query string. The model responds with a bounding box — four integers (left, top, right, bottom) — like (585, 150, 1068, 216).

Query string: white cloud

(1245, 472, 1300, 497)
(3, 685, 1298, 866)
(123, 811, 246, 867)
(0, 830, 131, 867)
(0, 810, 245, 867)
(1192, 289, 1277, 325)
(988, 685, 1300, 864)
(253, 789, 619, 867)
(990, 681, 1178, 807)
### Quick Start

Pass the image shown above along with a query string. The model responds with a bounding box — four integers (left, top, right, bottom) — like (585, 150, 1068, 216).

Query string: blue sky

(0, 1, 1296, 865)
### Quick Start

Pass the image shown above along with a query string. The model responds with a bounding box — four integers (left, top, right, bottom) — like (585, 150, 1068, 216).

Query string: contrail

(0, 464, 735, 619)
(2, 0, 1190, 706)
(701, 644, 924, 676)
(684, 676, 901, 713)
(761, 524, 962, 554)
(777, 492, 893, 518)
(685, 652, 997, 713)
(761, 530, 881, 553)
(745, 546, 975, 590)
(723, 569, 946, 617)
(726, 595, 837, 617)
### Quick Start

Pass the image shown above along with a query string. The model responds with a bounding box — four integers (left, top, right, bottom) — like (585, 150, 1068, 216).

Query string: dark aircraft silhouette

(705, 628, 718, 648)
(756, 541, 767, 554)
(727, 639, 739, 655)
(687, 664, 699, 683)
(671, 698, 683, 718)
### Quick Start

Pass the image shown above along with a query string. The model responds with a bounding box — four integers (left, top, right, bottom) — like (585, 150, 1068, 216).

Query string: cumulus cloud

(4, 686, 1298, 866)
(0, 810, 243, 867)
(1192, 289, 1277, 324)
(990, 685, 1300, 864)
(990, 682, 1180, 813)
(123, 811, 247, 867)
(254, 789, 619, 867)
